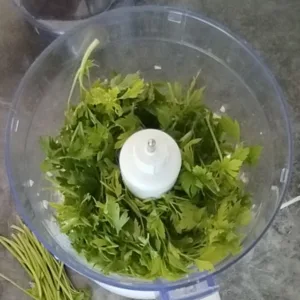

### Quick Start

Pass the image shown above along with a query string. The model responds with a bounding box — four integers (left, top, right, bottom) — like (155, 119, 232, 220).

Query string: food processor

(13, 0, 134, 37)
(5, 6, 292, 300)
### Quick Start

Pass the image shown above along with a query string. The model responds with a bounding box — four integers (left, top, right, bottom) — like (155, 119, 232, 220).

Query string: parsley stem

(205, 115, 223, 160)
(1, 220, 90, 300)
(0, 237, 42, 297)
(67, 39, 100, 108)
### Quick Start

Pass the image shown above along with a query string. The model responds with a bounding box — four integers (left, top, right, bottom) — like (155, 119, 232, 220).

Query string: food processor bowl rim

(12, 0, 116, 34)
(5, 5, 293, 291)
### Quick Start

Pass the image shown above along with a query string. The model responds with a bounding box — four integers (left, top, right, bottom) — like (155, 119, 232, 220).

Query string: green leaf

(174, 203, 203, 233)
(246, 145, 263, 165)
(192, 165, 220, 193)
(119, 76, 144, 99)
(104, 196, 129, 234)
(181, 138, 202, 168)
(133, 219, 142, 238)
(195, 260, 214, 271)
(114, 113, 141, 149)
(167, 243, 188, 272)
(167, 82, 182, 103)
(156, 104, 173, 129)
(187, 87, 205, 107)
(231, 146, 249, 161)
(147, 210, 166, 239)
(219, 116, 240, 141)
(236, 207, 252, 226)
(179, 171, 199, 198)
(199, 245, 229, 264)
(86, 124, 109, 148)
(114, 73, 142, 90)
(218, 158, 243, 178)
(114, 131, 133, 149)
(186, 71, 205, 108)
(115, 113, 140, 131)
(187, 70, 200, 96)
(86, 86, 122, 116)
(156, 82, 183, 103)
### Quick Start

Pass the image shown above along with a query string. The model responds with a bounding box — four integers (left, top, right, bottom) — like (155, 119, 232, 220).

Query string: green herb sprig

(40, 39, 262, 280)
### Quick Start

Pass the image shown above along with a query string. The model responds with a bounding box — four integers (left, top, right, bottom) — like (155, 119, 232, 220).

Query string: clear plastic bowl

(13, 0, 114, 36)
(6, 5, 292, 296)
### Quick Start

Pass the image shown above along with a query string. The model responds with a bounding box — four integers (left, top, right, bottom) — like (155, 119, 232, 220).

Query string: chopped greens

(40, 39, 262, 280)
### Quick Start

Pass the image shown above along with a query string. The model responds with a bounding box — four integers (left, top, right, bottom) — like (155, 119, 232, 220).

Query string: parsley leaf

(104, 195, 129, 234)
(219, 115, 240, 141)
(247, 145, 263, 165)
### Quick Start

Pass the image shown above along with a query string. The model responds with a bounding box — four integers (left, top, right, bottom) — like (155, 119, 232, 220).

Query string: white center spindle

(119, 129, 182, 199)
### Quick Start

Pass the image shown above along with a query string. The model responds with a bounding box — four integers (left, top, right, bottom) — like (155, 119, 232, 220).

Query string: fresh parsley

(40, 39, 262, 280)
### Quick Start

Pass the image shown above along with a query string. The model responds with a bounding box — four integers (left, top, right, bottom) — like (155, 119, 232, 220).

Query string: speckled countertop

(0, 0, 300, 299)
